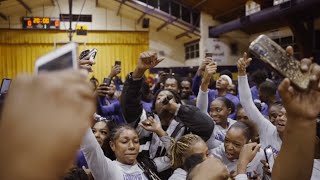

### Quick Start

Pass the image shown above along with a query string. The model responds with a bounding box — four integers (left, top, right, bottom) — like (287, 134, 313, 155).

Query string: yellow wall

(0, 30, 149, 82)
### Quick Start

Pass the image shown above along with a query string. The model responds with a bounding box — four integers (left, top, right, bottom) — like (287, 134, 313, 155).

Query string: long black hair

(151, 89, 182, 114)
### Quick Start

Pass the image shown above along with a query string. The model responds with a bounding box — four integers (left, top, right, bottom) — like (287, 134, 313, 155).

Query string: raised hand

(138, 51, 164, 70)
(237, 143, 261, 175)
(0, 70, 95, 179)
(108, 65, 121, 78)
(197, 58, 213, 76)
(260, 159, 271, 176)
(133, 51, 164, 79)
(139, 116, 166, 137)
(278, 57, 320, 120)
(96, 83, 111, 96)
(203, 62, 217, 83)
(140, 116, 161, 132)
(79, 59, 95, 73)
(237, 52, 252, 76)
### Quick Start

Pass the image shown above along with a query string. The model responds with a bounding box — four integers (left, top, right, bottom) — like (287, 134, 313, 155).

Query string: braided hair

(169, 134, 206, 169)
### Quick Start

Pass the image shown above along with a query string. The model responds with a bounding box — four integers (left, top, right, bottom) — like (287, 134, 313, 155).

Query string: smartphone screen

(79, 50, 90, 60)
(264, 146, 275, 170)
(1, 78, 11, 94)
(205, 53, 213, 58)
(103, 78, 111, 86)
(38, 51, 74, 72)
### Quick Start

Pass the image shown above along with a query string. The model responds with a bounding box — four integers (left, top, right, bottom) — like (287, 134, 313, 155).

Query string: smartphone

(79, 48, 98, 62)
(249, 34, 310, 90)
(0, 78, 11, 94)
(103, 78, 111, 86)
(35, 42, 78, 74)
(115, 60, 121, 66)
(205, 53, 213, 58)
(205, 53, 218, 64)
(264, 145, 275, 171)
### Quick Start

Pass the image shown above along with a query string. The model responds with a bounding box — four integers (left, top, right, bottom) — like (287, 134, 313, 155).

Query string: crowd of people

(0, 45, 320, 180)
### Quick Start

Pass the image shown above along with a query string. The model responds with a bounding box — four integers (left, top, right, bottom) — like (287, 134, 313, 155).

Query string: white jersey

(168, 168, 187, 180)
(207, 118, 237, 150)
(311, 159, 320, 180)
(238, 75, 282, 156)
(81, 129, 148, 180)
(210, 144, 264, 178)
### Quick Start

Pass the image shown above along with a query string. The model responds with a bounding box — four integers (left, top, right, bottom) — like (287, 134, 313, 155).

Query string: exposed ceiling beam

(50, 0, 55, 6)
(175, 15, 200, 39)
(17, 0, 32, 13)
(116, 0, 200, 36)
(156, 17, 177, 32)
(0, 12, 8, 21)
(117, 0, 126, 16)
(176, 31, 193, 39)
(210, 0, 320, 37)
(192, 0, 207, 9)
(137, 12, 146, 24)
(137, 7, 155, 24)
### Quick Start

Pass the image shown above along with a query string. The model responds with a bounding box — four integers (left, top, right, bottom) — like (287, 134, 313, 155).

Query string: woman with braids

(167, 134, 209, 180)
(81, 125, 159, 180)
(210, 121, 264, 179)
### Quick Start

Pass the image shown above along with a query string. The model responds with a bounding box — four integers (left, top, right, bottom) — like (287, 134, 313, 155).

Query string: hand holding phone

(115, 60, 121, 66)
(1, 78, 11, 94)
(249, 34, 310, 90)
(35, 42, 78, 74)
(264, 146, 275, 172)
(79, 48, 98, 62)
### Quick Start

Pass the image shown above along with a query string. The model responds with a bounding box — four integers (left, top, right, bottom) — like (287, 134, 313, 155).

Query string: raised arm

(196, 62, 217, 113)
(121, 52, 164, 125)
(81, 129, 115, 180)
(273, 58, 320, 180)
(97, 97, 121, 116)
(192, 58, 212, 96)
(237, 53, 273, 134)
(177, 105, 214, 141)
(157, 97, 214, 141)
(0, 70, 95, 180)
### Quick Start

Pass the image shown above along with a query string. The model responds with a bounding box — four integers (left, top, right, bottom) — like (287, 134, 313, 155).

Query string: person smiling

(210, 121, 264, 179)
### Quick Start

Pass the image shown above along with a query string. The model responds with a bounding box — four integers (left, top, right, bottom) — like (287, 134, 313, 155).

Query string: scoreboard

(22, 17, 60, 29)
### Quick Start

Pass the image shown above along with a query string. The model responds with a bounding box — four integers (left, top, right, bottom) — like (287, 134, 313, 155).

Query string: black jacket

(120, 73, 214, 141)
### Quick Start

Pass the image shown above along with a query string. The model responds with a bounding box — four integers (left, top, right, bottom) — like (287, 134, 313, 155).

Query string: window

(160, 0, 170, 13)
(185, 41, 200, 60)
(136, 0, 200, 27)
(181, 6, 191, 23)
(171, 1, 180, 18)
(272, 36, 300, 58)
(147, 0, 158, 8)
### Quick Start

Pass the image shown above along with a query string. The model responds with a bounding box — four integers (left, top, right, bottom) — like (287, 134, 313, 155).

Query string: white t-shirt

(311, 159, 320, 180)
(207, 118, 237, 150)
(136, 109, 185, 172)
(210, 144, 264, 178)
(238, 75, 282, 156)
(81, 129, 148, 180)
(168, 168, 187, 180)
(196, 88, 237, 150)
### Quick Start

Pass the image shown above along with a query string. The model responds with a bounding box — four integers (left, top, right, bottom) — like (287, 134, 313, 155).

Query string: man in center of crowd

(120, 51, 214, 179)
